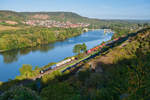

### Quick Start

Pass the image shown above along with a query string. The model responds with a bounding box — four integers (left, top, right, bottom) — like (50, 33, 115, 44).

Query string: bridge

(83, 28, 102, 32)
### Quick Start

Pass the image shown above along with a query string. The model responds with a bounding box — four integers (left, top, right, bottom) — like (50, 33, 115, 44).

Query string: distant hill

(0, 10, 25, 21)
(21, 12, 88, 21)
(0, 10, 98, 23)
(0, 10, 150, 29)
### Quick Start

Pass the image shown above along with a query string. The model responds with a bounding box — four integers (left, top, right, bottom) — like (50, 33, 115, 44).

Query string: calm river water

(0, 30, 113, 81)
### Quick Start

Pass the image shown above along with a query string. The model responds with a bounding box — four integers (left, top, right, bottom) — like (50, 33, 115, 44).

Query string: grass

(0, 25, 22, 31)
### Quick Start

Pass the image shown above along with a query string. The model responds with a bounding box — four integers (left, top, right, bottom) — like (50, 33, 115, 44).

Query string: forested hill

(21, 12, 90, 22)
(75, 27, 150, 100)
(1, 10, 150, 27)
(0, 10, 96, 23)
(0, 10, 25, 21)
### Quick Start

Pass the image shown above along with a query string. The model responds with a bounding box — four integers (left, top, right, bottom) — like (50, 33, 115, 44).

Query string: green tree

(73, 44, 81, 54)
(40, 82, 81, 100)
(19, 64, 32, 75)
(73, 43, 87, 54)
(0, 86, 41, 100)
(143, 23, 149, 28)
(81, 43, 87, 52)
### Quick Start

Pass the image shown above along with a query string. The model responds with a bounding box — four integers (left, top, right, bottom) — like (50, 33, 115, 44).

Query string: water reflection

(1, 50, 19, 64)
(0, 44, 54, 63)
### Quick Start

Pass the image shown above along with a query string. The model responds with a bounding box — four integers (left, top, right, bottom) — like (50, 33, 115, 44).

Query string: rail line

(32, 37, 120, 80)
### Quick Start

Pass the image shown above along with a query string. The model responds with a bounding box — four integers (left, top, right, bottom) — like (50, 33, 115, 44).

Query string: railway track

(32, 52, 97, 80)
(32, 60, 77, 80)
(32, 37, 122, 80)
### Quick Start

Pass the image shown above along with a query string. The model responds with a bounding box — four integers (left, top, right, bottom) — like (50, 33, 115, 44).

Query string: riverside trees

(73, 43, 87, 54)
(0, 27, 82, 52)
(73, 43, 87, 59)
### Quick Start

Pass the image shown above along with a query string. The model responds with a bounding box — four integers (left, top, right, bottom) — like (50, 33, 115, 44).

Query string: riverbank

(0, 27, 83, 53)
(0, 30, 113, 82)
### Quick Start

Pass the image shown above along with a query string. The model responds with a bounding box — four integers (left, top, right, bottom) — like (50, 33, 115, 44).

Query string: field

(0, 25, 22, 31)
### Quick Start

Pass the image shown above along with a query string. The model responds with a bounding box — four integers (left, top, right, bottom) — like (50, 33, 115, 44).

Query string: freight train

(40, 38, 119, 74)
(61, 50, 100, 73)
(62, 38, 119, 73)
(87, 38, 119, 54)
(40, 57, 75, 74)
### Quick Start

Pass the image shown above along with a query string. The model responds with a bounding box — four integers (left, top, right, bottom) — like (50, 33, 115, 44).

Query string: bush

(0, 86, 41, 100)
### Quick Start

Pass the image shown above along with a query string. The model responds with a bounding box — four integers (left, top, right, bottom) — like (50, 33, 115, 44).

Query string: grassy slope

(0, 25, 23, 31)
(88, 28, 150, 67)
(76, 28, 150, 99)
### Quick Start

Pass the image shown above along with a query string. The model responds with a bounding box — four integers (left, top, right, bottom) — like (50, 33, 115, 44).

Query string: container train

(62, 50, 100, 73)
(40, 38, 119, 74)
(87, 38, 119, 54)
(40, 57, 75, 74)
(62, 38, 120, 73)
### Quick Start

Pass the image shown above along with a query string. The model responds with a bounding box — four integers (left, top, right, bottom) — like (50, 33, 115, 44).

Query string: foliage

(112, 28, 130, 39)
(0, 86, 41, 100)
(19, 64, 32, 75)
(41, 70, 62, 84)
(40, 82, 81, 100)
(16, 64, 40, 80)
(0, 81, 2, 86)
(0, 27, 82, 52)
(73, 43, 87, 54)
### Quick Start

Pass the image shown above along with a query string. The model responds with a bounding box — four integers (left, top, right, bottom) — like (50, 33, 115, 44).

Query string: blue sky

(0, 0, 150, 19)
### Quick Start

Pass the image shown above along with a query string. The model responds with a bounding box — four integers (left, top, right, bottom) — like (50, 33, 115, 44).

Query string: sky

(0, 0, 150, 19)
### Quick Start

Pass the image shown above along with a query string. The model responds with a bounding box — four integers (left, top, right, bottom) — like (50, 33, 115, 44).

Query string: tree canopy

(73, 43, 87, 54)
(0, 27, 82, 52)
(0, 86, 41, 100)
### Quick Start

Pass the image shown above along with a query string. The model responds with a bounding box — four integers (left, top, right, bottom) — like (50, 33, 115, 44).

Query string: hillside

(76, 28, 150, 99)
(0, 10, 94, 23)
(21, 12, 90, 22)
(0, 10, 25, 21)
(1, 10, 149, 29)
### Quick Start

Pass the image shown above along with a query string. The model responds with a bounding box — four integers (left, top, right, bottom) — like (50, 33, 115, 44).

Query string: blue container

(51, 65, 56, 69)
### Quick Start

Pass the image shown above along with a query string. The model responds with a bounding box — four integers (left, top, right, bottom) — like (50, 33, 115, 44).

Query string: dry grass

(88, 47, 123, 70)
(0, 25, 21, 31)
(95, 50, 116, 65)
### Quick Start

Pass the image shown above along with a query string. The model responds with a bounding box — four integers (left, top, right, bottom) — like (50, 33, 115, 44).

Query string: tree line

(0, 27, 82, 52)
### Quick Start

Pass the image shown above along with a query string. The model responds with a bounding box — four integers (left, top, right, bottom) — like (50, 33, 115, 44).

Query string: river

(0, 29, 113, 82)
